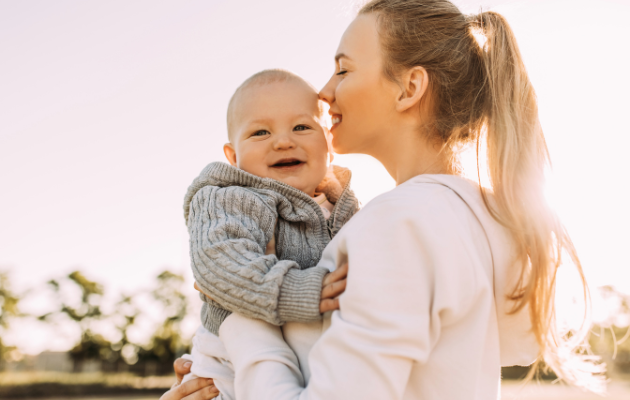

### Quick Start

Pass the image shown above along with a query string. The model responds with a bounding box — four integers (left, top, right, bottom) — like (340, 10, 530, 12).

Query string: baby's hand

(320, 263, 348, 313)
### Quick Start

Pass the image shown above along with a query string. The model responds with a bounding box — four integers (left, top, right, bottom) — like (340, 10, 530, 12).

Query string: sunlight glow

(1, 0, 629, 355)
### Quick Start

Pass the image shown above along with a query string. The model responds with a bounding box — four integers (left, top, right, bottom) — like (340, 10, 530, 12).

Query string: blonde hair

(226, 69, 324, 141)
(359, 0, 603, 390)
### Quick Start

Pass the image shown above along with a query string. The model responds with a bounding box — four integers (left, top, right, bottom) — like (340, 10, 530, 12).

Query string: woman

(164, 0, 602, 398)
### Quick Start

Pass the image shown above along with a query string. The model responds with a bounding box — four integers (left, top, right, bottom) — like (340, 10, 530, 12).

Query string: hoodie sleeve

(219, 189, 492, 400)
(188, 185, 328, 327)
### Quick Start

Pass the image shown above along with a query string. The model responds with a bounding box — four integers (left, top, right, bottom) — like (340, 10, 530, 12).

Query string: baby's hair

(226, 69, 324, 141)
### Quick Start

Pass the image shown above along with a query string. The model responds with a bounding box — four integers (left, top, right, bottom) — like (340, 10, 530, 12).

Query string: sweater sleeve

(219, 192, 484, 400)
(188, 185, 328, 326)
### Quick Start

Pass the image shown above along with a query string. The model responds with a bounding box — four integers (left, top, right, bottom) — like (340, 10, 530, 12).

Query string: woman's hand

(159, 359, 220, 400)
(194, 282, 214, 301)
(174, 358, 193, 384)
(320, 263, 348, 313)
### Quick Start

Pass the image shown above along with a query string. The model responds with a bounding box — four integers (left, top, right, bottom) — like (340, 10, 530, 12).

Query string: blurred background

(1, 0, 629, 398)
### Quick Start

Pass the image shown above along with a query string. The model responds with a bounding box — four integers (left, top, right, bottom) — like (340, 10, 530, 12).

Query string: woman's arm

(220, 196, 478, 399)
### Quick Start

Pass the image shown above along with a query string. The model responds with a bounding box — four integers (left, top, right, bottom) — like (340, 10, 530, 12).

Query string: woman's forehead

(337, 13, 381, 63)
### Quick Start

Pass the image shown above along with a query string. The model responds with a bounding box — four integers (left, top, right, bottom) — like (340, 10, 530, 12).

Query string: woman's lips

(331, 114, 342, 131)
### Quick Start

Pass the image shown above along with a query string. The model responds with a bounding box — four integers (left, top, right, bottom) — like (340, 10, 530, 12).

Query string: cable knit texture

(184, 162, 359, 335)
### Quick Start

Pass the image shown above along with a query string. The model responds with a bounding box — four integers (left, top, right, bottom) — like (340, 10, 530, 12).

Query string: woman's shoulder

(360, 174, 479, 217)
(343, 174, 497, 252)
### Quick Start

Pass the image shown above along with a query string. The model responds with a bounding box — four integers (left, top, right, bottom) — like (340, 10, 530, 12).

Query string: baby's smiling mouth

(270, 158, 305, 169)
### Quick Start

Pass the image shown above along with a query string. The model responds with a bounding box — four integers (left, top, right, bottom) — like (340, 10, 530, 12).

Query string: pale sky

(1, 0, 629, 353)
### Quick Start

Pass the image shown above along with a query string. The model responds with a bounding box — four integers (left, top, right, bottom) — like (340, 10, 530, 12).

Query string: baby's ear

(223, 143, 238, 166)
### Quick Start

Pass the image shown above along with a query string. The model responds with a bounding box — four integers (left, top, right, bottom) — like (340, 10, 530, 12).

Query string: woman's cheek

(336, 79, 348, 111)
(334, 80, 363, 153)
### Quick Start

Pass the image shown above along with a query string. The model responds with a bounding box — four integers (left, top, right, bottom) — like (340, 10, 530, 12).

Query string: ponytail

(360, 0, 604, 392)
(473, 11, 604, 391)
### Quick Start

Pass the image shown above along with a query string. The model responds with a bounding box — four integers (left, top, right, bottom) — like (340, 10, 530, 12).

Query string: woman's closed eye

(336, 70, 347, 76)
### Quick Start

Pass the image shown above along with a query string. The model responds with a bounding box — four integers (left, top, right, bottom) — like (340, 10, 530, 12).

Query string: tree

(39, 271, 112, 371)
(35, 269, 193, 375)
(137, 271, 190, 372)
(110, 292, 142, 366)
(589, 286, 630, 376)
(0, 271, 21, 367)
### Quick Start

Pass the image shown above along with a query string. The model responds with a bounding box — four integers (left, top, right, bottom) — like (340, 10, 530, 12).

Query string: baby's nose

(273, 133, 296, 150)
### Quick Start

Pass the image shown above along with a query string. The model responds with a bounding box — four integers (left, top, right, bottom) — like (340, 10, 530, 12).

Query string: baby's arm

(188, 185, 328, 326)
(195, 262, 347, 314)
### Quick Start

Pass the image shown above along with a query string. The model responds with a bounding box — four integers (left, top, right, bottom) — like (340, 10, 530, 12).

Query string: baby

(181, 69, 359, 399)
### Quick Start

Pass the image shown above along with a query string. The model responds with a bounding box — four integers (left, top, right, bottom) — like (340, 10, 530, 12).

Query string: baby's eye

(251, 130, 270, 137)
(294, 125, 310, 131)
(336, 70, 347, 76)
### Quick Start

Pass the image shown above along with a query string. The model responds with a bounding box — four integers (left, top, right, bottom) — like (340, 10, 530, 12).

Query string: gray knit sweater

(183, 162, 359, 335)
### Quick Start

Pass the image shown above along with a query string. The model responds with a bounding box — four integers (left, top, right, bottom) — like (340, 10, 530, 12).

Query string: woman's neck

(369, 128, 455, 186)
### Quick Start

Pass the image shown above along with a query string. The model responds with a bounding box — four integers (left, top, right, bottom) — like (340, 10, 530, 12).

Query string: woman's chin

(331, 138, 351, 155)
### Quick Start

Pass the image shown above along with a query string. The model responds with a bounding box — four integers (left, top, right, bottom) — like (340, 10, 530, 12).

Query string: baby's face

(224, 80, 330, 197)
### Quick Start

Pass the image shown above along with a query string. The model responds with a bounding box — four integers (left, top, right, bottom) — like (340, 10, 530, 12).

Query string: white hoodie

(219, 174, 539, 400)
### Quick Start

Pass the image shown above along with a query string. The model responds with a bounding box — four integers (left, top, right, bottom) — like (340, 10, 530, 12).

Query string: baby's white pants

(181, 325, 235, 400)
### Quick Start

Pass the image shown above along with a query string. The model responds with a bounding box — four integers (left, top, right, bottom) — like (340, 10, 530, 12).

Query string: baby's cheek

(311, 157, 329, 187)
(238, 156, 270, 179)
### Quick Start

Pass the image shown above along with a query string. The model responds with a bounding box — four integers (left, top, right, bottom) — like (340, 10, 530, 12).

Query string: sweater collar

(184, 162, 359, 229)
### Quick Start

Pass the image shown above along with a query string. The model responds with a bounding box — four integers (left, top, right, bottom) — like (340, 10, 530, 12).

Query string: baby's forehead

(231, 80, 324, 121)
(227, 72, 326, 141)
(241, 80, 320, 109)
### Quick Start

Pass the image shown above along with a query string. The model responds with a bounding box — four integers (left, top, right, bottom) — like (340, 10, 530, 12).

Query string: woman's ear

(223, 143, 238, 166)
(395, 66, 429, 113)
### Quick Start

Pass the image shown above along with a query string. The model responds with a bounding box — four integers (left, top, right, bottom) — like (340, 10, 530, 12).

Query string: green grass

(0, 372, 173, 398)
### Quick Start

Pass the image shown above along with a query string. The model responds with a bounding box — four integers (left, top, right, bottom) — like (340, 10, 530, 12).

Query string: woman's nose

(319, 75, 336, 106)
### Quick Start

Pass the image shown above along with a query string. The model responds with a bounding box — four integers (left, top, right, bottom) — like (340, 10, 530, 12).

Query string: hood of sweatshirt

(413, 174, 539, 367)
